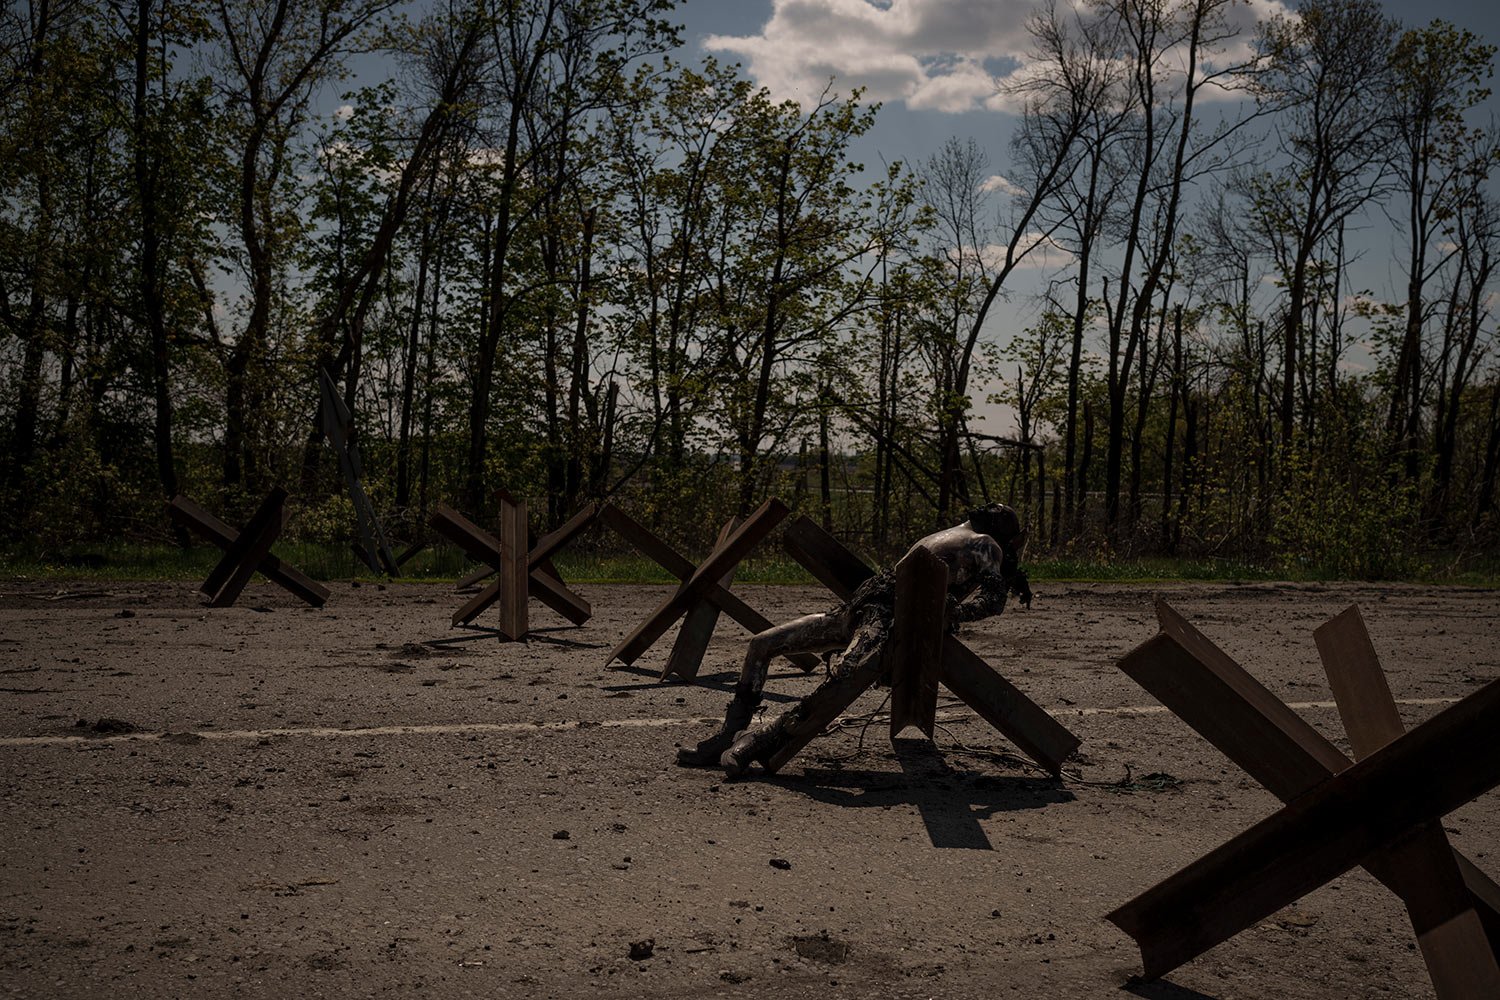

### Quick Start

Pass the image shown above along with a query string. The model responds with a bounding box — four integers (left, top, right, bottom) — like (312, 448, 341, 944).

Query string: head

(967, 502, 1020, 543)
(966, 500, 1026, 569)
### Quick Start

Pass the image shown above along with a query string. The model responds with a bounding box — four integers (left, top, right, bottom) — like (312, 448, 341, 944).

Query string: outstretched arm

(950, 554, 1031, 625)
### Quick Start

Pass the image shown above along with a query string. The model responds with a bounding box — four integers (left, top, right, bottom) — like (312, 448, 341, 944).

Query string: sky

(328, 1, 1499, 439)
(660, 0, 1500, 436)
(676, 0, 1500, 168)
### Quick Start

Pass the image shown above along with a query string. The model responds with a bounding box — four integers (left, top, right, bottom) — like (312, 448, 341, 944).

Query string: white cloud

(335, 103, 355, 121)
(704, 0, 1037, 113)
(979, 173, 1024, 197)
(978, 233, 1074, 271)
(706, 0, 1292, 114)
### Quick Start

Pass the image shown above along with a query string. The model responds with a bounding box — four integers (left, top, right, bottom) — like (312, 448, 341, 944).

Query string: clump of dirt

(792, 931, 849, 964)
(77, 717, 137, 735)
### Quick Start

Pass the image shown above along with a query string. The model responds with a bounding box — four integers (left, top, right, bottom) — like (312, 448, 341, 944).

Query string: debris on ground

(78, 717, 137, 735)
(791, 931, 849, 964)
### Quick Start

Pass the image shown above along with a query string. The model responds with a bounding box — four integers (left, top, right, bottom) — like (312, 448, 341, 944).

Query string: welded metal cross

(1108, 601, 1500, 998)
(166, 489, 329, 608)
(769, 515, 1080, 777)
(429, 496, 598, 641)
(599, 502, 819, 680)
(604, 498, 826, 679)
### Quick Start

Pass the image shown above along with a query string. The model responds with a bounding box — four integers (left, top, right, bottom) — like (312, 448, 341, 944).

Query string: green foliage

(2, 0, 1498, 589)
(18, 419, 151, 549)
(1269, 441, 1428, 579)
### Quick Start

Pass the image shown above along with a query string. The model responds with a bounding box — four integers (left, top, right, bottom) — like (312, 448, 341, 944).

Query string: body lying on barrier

(676, 502, 1032, 775)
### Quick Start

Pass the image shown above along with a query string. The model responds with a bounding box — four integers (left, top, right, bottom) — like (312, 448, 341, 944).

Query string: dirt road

(1, 578, 1496, 998)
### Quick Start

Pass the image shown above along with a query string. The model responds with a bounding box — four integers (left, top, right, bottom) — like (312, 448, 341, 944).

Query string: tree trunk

(1476, 385, 1500, 519)
(395, 208, 433, 515)
(132, 0, 181, 538)
(564, 207, 596, 515)
(818, 393, 833, 531)
(1077, 399, 1094, 537)
(1162, 306, 1183, 549)
(467, 96, 526, 518)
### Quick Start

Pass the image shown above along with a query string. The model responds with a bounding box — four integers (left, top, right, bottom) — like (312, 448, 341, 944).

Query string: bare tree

(1096, 0, 1258, 539)
(1248, 0, 1398, 454)
(209, 0, 400, 492)
(1384, 20, 1498, 476)
(928, 0, 1103, 522)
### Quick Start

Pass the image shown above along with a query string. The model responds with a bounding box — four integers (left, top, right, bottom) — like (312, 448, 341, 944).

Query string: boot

(719, 719, 788, 779)
(675, 694, 758, 767)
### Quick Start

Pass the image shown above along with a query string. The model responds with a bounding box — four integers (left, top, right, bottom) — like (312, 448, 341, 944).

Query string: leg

(721, 612, 890, 777)
(737, 611, 850, 699)
(675, 611, 849, 767)
(828, 611, 889, 680)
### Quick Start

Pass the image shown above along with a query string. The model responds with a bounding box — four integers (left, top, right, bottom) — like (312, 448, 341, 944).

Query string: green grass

(1029, 556, 1310, 584)
(3, 540, 1496, 587)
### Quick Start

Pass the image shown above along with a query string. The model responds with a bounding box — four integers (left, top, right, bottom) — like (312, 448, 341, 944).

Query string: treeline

(2, 0, 1498, 577)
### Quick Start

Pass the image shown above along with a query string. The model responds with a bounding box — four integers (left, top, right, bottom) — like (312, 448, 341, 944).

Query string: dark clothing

(835, 569, 896, 624)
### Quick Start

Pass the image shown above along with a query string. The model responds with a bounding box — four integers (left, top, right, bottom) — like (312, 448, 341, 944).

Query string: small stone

(115, 609, 135, 619)
(552, 830, 570, 840)
(628, 939, 654, 961)
(769, 858, 791, 871)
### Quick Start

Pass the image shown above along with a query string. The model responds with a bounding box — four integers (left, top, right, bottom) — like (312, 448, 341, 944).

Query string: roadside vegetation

(4, 0, 1498, 581)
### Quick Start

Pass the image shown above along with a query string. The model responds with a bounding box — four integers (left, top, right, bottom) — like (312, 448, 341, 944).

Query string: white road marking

(0, 697, 1463, 748)
(1063, 696, 1463, 717)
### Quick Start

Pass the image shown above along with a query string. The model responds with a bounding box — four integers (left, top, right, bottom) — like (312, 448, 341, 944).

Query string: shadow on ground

(1123, 976, 1222, 1000)
(770, 738, 1075, 849)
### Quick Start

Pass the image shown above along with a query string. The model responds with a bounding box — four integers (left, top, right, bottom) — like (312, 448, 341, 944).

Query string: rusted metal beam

(940, 638, 1079, 777)
(528, 503, 600, 569)
(782, 515, 873, 600)
(1107, 676, 1500, 981)
(663, 517, 740, 682)
(200, 488, 285, 602)
(1123, 602, 1500, 947)
(599, 505, 816, 672)
(319, 368, 397, 576)
(1138, 602, 1348, 798)
(1314, 604, 1405, 757)
(209, 497, 289, 608)
(167, 490, 329, 608)
(606, 498, 789, 667)
(761, 652, 886, 776)
(494, 496, 528, 641)
(1315, 605, 1500, 996)
(167, 495, 327, 607)
(889, 546, 946, 739)
(430, 501, 595, 632)
(527, 565, 591, 626)
(781, 515, 1078, 776)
